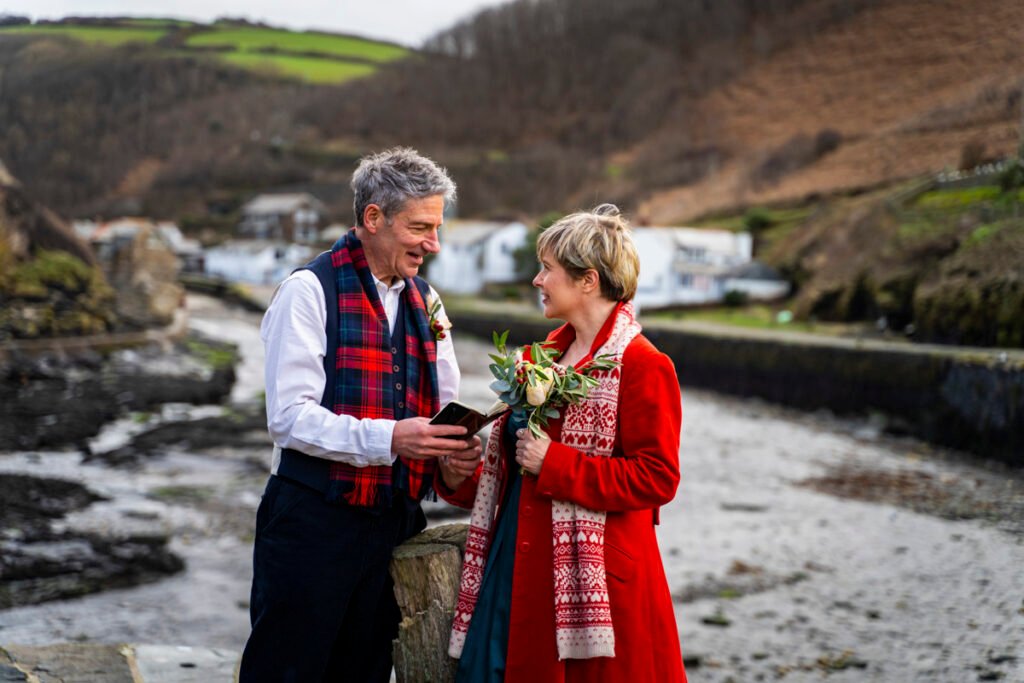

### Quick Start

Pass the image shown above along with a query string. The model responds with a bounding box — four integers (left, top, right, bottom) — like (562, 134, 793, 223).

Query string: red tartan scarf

(450, 302, 641, 660)
(326, 229, 440, 509)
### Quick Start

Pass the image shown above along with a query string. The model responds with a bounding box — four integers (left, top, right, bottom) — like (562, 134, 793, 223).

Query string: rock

(0, 332, 237, 451)
(92, 404, 269, 464)
(1, 643, 135, 682)
(0, 473, 184, 609)
(682, 653, 703, 669)
(700, 610, 732, 627)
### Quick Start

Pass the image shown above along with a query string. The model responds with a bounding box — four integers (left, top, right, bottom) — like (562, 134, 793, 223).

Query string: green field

(0, 24, 166, 45)
(220, 52, 376, 84)
(187, 27, 408, 62)
(1, 19, 406, 85)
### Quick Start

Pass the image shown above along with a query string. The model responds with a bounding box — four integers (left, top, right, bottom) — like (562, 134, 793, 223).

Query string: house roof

(242, 193, 325, 216)
(439, 221, 520, 247)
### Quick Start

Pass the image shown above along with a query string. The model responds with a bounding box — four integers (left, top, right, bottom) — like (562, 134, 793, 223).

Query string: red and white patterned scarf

(449, 302, 641, 660)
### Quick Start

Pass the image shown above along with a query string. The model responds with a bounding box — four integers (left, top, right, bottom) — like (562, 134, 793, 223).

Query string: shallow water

(1, 295, 1021, 682)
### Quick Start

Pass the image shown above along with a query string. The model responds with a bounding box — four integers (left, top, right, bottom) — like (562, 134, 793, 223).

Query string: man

(240, 147, 483, 682)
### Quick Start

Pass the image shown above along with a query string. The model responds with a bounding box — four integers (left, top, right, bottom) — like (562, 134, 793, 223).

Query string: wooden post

(390, 523, 469, 683)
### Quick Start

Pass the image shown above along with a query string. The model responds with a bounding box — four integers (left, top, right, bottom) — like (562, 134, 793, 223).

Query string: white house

(204, 240, 314, 285)
(239, 193, 325, 243)
(427, 221, 528, 294)
(722, 261, 790, 301)
(631, 227, 757, 307)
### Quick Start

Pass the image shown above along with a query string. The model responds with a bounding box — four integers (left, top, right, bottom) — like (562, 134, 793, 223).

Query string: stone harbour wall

(450, 311, 1024, 466)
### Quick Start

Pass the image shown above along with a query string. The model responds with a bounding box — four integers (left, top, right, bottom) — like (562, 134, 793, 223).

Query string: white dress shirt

(261, 269, 460, 472)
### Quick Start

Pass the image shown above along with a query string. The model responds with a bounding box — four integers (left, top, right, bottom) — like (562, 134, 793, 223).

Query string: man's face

(365, 195, 444, 282)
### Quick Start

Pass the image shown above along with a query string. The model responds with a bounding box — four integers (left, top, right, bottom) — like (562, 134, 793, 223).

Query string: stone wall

(450, 311, 1024, 466)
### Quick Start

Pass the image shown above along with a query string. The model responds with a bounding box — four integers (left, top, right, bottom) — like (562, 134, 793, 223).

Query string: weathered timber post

(390, 523, 469, 683)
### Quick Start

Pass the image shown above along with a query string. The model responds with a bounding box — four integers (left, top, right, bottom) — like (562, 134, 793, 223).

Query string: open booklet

(429, 399, 509, 437)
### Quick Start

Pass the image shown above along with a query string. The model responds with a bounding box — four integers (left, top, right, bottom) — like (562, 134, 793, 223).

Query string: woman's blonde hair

(536, 203, 639, 302)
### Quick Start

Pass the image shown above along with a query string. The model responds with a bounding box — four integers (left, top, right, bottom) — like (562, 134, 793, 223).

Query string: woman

(440, 204, 687, 682)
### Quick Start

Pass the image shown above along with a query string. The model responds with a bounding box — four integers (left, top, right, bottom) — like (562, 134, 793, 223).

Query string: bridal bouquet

(488, 330, 620, 439)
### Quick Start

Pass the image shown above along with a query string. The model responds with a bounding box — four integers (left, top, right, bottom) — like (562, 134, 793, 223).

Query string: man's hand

(392, 417, 470, 460)
(439, 436, 483, 491)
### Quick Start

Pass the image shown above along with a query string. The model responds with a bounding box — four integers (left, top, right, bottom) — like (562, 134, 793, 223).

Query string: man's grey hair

(351, 147, 456, 226)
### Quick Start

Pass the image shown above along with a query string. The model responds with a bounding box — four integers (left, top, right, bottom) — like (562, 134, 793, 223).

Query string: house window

(678, 246, 708, 263)
(679, 273, 694, 288)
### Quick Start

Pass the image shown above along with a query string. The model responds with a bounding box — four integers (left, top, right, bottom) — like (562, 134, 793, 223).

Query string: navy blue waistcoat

(277, 250, 431, 496)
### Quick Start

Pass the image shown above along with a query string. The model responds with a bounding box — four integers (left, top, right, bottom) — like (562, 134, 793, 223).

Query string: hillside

(0, 1, 1021, 346)
(2, 2, 1020, 222)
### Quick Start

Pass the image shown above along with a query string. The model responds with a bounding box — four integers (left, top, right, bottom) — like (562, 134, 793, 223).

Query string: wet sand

(1, 295, 1021, 682)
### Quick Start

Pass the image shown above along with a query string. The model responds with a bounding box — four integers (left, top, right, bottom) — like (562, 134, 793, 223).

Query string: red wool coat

(443, 313, 687, 683)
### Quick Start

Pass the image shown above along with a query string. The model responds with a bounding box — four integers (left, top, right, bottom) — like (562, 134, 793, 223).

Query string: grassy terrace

(0, 24, 167, 45)
(186, 27, 408, 62)
(220, 52, 376, 84)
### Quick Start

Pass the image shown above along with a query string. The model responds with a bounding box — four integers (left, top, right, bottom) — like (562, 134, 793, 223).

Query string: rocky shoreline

(0, 332, 237, 451)
(0, 318, 247, 611)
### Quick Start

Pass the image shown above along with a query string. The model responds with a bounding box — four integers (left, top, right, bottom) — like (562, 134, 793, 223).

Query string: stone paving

(0, 644, 238, 682)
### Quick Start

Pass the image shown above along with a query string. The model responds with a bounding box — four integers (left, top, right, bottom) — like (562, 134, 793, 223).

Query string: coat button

(391, 347, 398, 354)
(393, 364, 400, 372)
(395, 383, 403, 391)
(521, 505, 533, 517)
(398, 401, 405, 409)
(519, 541, 531, 553)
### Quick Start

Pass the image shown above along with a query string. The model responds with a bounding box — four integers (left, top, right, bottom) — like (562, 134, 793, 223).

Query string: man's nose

(424, 229, 441, 254)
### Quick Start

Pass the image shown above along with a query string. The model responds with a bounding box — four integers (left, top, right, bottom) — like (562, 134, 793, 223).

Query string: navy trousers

(239, 475, 425, 683)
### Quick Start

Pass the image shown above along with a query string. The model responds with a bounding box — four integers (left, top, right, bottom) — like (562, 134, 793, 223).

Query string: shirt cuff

(370, 419, 399, 465)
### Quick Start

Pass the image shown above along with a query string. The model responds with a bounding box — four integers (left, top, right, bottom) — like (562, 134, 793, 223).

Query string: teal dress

(454, 416, 525, 683)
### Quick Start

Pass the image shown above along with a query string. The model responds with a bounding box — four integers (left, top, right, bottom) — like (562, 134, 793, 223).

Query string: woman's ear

(581, 269, 600, 294)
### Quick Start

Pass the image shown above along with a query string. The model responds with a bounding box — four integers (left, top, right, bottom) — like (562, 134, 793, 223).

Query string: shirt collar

(372, 274, 406, 295)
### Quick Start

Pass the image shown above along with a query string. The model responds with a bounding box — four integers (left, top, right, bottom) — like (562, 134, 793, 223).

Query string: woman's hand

(439, 436, 483, 490)
(515, 428, 551, 476)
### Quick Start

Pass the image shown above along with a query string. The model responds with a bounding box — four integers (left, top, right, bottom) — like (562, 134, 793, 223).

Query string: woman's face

(532, 252, 583, 320)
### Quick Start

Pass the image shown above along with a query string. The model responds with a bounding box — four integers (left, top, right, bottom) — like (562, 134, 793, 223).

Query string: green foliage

(184, 337, 239, 370)
(999, 159, 1024, 193)
(915, 186, 1002, 210)
(0, 250, 117, 340)
(963, 223, 1004, 248)
(488, 330, 619, 438)
(4, 249, 99, 298)
(742, 207, 776, 233)
(511, 212, 561, 282)
(723, 290, 749, 307)
(604, 163, 625, 180)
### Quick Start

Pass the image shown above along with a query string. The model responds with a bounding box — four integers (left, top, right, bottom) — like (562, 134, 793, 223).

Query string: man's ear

(363, 204, 384, 233)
